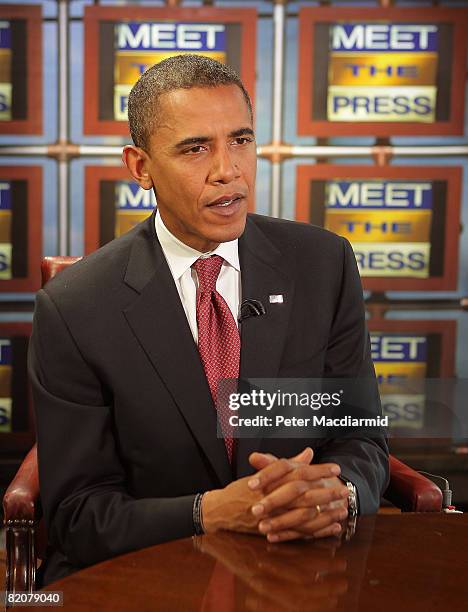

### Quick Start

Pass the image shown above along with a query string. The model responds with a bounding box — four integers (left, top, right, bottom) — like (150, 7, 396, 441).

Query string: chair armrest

(3, 445, 40, 594)
(5, 519, 36, 594)
(385, 455, 443, 512)
(3, 445, 39, 522)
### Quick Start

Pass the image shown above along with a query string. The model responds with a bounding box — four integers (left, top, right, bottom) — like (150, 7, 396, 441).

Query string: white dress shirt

(155, 211, 241, 344)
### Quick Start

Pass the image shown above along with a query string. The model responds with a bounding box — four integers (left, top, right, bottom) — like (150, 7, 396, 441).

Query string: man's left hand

(248, 448, 349, 542)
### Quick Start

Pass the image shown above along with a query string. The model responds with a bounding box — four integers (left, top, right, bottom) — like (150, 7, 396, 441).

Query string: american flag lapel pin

(269, 294, 284, 304)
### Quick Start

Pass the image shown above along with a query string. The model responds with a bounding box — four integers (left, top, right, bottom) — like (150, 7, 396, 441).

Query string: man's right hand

(201, 454, 347, 536)
(245, 449, 349, 542)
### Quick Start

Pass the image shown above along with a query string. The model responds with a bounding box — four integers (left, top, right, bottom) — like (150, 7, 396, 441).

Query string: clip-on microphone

(238, 299, 266, 322)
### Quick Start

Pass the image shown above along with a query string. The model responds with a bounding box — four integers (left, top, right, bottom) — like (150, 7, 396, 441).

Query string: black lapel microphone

(238, 299, 266, 322)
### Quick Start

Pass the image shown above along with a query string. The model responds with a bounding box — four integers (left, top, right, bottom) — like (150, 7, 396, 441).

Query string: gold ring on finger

(315, 504, 321, 516)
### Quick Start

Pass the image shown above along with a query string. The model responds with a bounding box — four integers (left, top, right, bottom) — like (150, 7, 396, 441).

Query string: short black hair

(127, 54, 253, 152)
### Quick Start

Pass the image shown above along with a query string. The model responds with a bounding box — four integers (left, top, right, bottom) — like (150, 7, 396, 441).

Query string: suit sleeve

(314, 237, 389, 514)
(29, 288, 196, 568)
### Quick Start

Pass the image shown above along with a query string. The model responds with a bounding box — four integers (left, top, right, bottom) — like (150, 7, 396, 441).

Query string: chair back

(41, 256, 82, 286)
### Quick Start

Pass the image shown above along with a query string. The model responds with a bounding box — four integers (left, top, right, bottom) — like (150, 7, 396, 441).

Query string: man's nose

(209, 146, 240, 183)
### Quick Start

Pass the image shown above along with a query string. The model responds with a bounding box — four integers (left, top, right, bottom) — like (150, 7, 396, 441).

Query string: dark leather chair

(3, 257, 81, 594)
(3, 256, 444, 594)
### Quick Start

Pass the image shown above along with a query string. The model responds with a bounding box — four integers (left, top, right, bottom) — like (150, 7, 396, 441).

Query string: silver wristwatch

(340, 478, 358, 517)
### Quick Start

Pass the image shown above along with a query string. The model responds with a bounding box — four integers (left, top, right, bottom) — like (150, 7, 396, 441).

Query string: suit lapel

(236, 217, 295, 475)
(238, 218, 294, 379)
(122, 214, 232, 486)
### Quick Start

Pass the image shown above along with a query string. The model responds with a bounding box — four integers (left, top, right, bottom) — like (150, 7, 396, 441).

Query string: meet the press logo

(328, 23, 438, 122)
(0, 21, 11, 120)
(113, 22, 227, 120)
(371, 333, 427, 429)
(0, 181, 12, 279)
(325, 179, 434, 278)
(114, 181, 156, 238)
(0, 338, 12, 432)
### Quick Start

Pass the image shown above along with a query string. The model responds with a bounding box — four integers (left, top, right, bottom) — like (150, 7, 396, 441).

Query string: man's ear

(122, 145, 153, 190)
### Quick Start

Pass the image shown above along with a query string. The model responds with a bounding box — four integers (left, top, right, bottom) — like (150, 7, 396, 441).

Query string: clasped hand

(201, 447, 349, 543)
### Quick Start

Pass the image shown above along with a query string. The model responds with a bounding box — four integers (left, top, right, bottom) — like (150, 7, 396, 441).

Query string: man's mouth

(207, 194, 244, 207)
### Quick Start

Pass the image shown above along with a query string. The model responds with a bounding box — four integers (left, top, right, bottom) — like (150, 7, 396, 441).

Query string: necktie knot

(193, 255, 224, 293)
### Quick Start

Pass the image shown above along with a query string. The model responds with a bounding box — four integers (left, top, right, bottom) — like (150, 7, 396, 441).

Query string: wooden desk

(41, 514, 467, 611)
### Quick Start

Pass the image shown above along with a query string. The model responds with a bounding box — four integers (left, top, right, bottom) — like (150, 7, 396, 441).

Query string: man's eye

(185, 145, 206, 154)
(233, 137, 253, 145)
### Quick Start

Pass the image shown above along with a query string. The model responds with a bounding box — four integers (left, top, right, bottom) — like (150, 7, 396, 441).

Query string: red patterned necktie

(192, 255, 240, 463)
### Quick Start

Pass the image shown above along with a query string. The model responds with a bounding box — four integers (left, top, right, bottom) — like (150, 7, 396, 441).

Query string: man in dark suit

(29, 55, 388, 584)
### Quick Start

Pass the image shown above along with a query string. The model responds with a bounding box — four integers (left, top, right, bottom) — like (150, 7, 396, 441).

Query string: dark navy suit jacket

(29, 212, 389, 584)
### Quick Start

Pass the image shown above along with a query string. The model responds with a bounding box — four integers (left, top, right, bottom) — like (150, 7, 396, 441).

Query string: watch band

(345, 481, 358, 517)
(339, 478, 358, 517)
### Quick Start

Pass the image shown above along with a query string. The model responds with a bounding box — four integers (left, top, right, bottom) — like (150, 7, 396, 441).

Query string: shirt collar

(155, 210, 240, 281)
